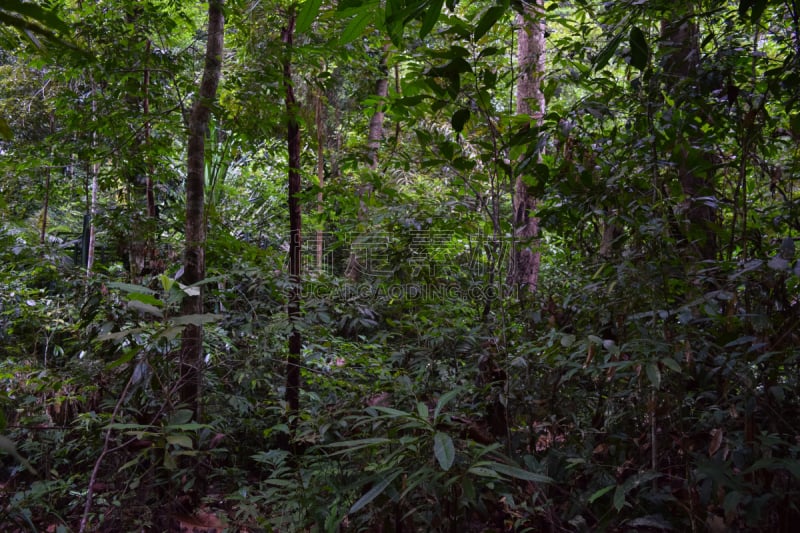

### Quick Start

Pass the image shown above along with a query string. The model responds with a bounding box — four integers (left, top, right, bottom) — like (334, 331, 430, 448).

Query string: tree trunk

(346, 45, 390, 280)
(315, 88, 325, 272)
(661, 15, 717, 261)
(179, 0, 224, 419)
(283, 8, 303, 434)
(511, 1, 545, 294)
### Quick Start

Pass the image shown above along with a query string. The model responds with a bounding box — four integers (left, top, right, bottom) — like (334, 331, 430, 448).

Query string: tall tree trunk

(179, 0, 224, 419)
(283, 8, 303, 435)
(661, 15, 717, 261)
(511, 1, 545, 294)
(144, 38, 157, 219)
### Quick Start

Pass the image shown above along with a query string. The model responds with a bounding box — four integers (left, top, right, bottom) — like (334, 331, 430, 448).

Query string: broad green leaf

(433, 431, 455, 471)
(613, 484, 626, 511)
(474, 6, 504, 41)
(593, 31, 624, 72)
(349, 469, 403, 513)
(167, 434, 194, 449)
(419, 0, 444, 38)
(660, 357, 681, 373)
(127, 300, 163, 317)
(296, 0, 323, 33)
(163, 449, 176, 470)
(168, 409, 194, 425)
(127, 292, 164, 307)
(451, 108, 470, 132)
(645, 362, 661, 389)
(416, 401, 429, 419)
(340, 10, 372, 44)
(629, 26, 649, 71)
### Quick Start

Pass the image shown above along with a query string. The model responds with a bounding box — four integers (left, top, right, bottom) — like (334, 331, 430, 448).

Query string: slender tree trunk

(315, 88, 325, 272)
(367, 44, 390, 170)
(179, 0, 224, 419)
(144, 38, 157, 219)
(283, 8, 303, 432)
(346, 45, 389, 280)
(511, 1, 545, 294)
(87, 74, 99, 272)
(40, 168, 50, 245)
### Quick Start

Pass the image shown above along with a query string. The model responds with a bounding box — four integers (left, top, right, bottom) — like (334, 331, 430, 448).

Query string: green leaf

(593, 31, 624, 72)
(1, 0, 69, 34)
(324, 437, 392, 448)
(419, 0, 444, 38)
(127, 300, 163, 318)
(107, 282, 156, 295)
(660, 357, 681, 373)
(588, 484, 616, 503)
(349, 469, 403, 513)
(613, 484, 626, 511)
(645, 362, 661, 389)
(171, 314, 223, 326)
(629, 26, 649, 71)
(127, 292, 164, 307)
(340, 10, 372, 44)
(451, 108, 470, 132)
(370, 406, 411, 417)
(416, 401, 429, 419)
(474, 5, 504, 41)
(433, 387, 460, 422)
(480, 461, 552, 483)
(167, 434, 194, 449)
(168, 409, 194, 425)
(296, 0, 323, 33)
(433, 431, 455, 471)
(163, 448, 176, 470)
(0, 117, 12, 140)
(468, 466, 502, 478)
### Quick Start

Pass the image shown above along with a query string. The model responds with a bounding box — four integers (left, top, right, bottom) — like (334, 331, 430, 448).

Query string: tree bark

(179, 0, 224, 419)
(511, 1, 545, 294)
(660, 15, 717, 261)
(346, 45, 390, 280)
(283, 8, 303, 429)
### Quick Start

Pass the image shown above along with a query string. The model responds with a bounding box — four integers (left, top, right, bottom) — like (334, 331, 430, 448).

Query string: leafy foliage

(0, 0, 798, 531)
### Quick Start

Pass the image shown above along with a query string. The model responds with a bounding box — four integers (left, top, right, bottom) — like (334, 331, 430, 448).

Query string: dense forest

(1, 0, 799, 531)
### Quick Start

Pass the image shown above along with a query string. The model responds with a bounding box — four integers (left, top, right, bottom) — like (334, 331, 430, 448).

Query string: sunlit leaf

(296, 0, 323, 33)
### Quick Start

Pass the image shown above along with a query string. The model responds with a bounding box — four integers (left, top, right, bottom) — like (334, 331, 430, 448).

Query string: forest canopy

(0, 0, 799, 531)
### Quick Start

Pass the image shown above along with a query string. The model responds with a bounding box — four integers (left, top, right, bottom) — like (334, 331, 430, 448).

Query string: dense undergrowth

(2, 214, 799, 532)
